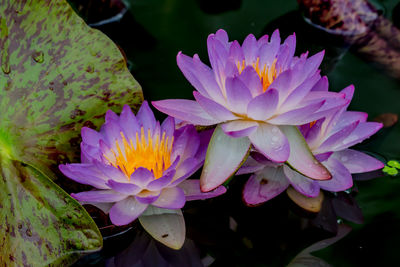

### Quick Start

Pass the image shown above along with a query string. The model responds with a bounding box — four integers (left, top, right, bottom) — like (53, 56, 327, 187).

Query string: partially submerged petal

(279, 125, 331, 180)
(200, 125, 251, 192)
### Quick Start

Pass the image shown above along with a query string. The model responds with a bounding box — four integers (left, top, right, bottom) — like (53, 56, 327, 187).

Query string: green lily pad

(0, 0, 143, 265)
(0, 156, 102, 265)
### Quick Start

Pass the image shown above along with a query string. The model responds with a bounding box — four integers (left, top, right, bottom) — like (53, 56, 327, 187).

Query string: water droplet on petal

(271, 127, 279, 134)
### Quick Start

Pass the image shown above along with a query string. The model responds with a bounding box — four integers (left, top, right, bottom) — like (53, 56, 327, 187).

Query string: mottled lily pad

(0, 0, 142, 265)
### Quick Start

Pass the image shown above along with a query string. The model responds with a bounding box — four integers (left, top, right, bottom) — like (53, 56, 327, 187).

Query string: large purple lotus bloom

(59, 102, 226, 227)
(240, 86, 384, 206)
(153, 29, 347, 191)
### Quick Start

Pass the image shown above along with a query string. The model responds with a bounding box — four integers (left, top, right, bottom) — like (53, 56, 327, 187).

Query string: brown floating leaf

(373, 113, 398, 128)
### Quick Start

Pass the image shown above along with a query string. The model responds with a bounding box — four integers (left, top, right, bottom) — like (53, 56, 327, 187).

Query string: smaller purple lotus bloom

(153, 29, 348, 192)
(59, 101, 226, 226)
(240, 86, 384, 206)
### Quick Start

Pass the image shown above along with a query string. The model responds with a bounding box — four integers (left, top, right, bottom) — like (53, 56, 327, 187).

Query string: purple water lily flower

(153, 29, 347, 191)
(240, 85, 384, 206)
(59, 102, 226, 227)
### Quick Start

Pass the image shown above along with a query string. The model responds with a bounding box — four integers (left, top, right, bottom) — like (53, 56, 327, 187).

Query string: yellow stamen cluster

(104, 127, 174, 179)
(309, 120, 317, 128)
(236, 57, 280, 92)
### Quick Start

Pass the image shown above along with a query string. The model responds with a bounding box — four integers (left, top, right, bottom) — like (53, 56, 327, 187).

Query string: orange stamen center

(237, 57, 280, 92)
(104, 127, 173, 179)
(309, 120, 317, 128)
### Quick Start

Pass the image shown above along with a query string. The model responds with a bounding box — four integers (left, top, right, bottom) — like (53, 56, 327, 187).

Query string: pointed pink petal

(109, 197, 148, 226)
(137, 101, 157, 132)
(107, 180, 142, 195)
(283, 165, 320, 197)
(331, 149, 384, 173)
(333, 122, 383, 151)
(268, 100, 325, 125)
(130, 167, 154, 187)
(242, 33, 258, 63)
(59, 164, 110, 189)
(311, 76, 329, 91)
(220, 120, 258, 138)
(279, 125, 331, 180)
(120, 104, 140, 140)
(178, 180, 226, 201)
(200, 125, 251, 192)
(316, 121, 360, 153)
(146, 170, 176, 191)
(152, 99, 219, 126)
(170, 157, 202, 186)
(317, 157, 353, 192)
(243, 166, 289, 206)
(193, 91, 237, 122)
(236, 156, 265, 175)
(81, 127, 103, 147)
(72, 190, 127, 203)
(281, 72, 320, 109)
(225, 77, 253, 115)
(247, 88, 279, 120)
(249, 123, 289, 163)
(151, 187, 186, 209)
(176, 52, 225, 103)
(172, 124, 200, 161)
(238, 66, 263, 97)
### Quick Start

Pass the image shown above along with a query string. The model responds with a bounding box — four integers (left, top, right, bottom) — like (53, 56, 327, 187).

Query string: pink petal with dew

(249, 123, 289, 163)
(331, 149, 384, 173)
(109, 197, 148, 226)
(200, 125, 251, 192)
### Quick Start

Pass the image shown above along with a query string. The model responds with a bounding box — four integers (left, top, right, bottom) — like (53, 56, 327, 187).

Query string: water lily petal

(316, 121, 360, 154)
(172, 124, 200, 162)
(318, 158, 353, 192)
(221, 120, 258, 138)
(152, 187, 186, 209)
(81, 127, 104, 147)
(120, 104, 140, 140)
(72, 190, 127, 202)
(242, 33, 258, 64)
(238, 66, 263, 97)
(176, 52, 225, 103)
(178, 180, 226, 201)
(283, 165, 320, 197)
(130, 167, 154, 187)
(236, 156, 265, 175)
(268, 100, 325, 125)
(331, 149, 384, 173)
(247, 88, 279, 121)
(146, 170, 176, 191)
(160, 116, 175, 140)
(249, 123, 289, 163)
(170, 157, 202, 186)
(109, 197, 148, 226)
(137, 101, 157, 132)
(139, 207, 185, 250)
(193, 91, 237, 121)
(136, 190, 161, 204)
(279, 125, 331, 180)
(225, 77, 253, 114)
(334, 122, 383, 151)
(107, 180, 142, 195)
(243, 166, 289, 206)
(152, 99, 219, 126)
(59, 163, 109, 189)
(200, 125, 251, 192)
